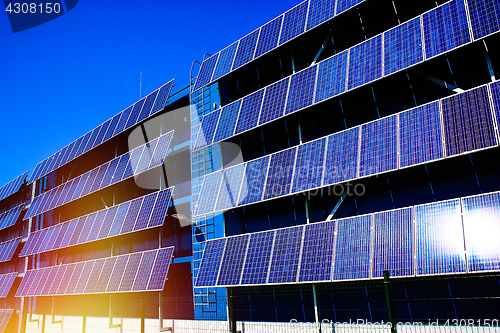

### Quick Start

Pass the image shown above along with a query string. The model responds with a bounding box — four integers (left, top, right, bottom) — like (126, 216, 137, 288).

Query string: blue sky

(0, 0, 298, 187)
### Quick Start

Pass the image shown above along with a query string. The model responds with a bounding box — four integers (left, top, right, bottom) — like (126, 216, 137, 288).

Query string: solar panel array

(20, 187, 173, 257)
(467, 0, 500, 40)
(193, 0, 483, 151)
(194, 83, 499, 216)
(197, 190, 500, 287)
(0, 273, 17, 298)
(0, 309, 13, 333)
(28, 80, 174, 184)
(0, 238, 20, 263)
(0, 203, 24, 231)
(25, 131, 174, 219)
(16, 247, 174, 297)
(0, 171, 28, 202)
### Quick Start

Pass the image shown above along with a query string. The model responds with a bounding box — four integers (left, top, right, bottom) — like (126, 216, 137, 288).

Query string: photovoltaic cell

(56, 263, 75, 294)
(238, 156, 270, 206)
(132, 251, 157, 291)
(95, 257, 117, 293)
(111, 153, 130, 185)
(77, 213, 97, 244)
(80, 168, 100, 198)
(120, 198, 142, 234)
(299, 221, 335, 282)
(87, 211, 107, 243)
(49, 266, 67, 295)
(263, 147, 297, 200)
(16, 270, 34, 297)
(113, 106, 134, 136)
(461, 192, 500, 272)
(59, 219, 77, 248)
(285, 65, 317, 115)
(195, 170, 223, 216)
(68, 216, 87, 246)
(193, 54, 219, 92)
(348, 35, 383, 90)
(212, 42, 238, 81)
(384, 17, 424, 75)
(400, 101, 444, 168)
(268, 226, 304, 284)
(97, 206, 118, 239)
(306, 0, 336, 30)
(134, 138, 158, 175)
(108, 201, 130, 237)
(415, 199, 466, 275)
(148, 188, 173, 228)
(467, 0, 500, 40)
(217, 235, 249, 286)
(84, 258, 105, 293)
(83, 126, 101, 153)
(258, 77, 290, 126)
(215, 164, 246, 212)
(125, 97, 146, 130)
(292, 138, 326, 193)
(136, 89, 159, 123)
(133, 192, 158, 231)
(315, 50, 348, 103)
(241, 230, 275, 285)
(102, 113, 122, 142)
(373, 208, 414, 278)
(213, 100, 242, 143)
(64, 262, 85, 294)
(442, 86, 497, 156)
(119, 253, 142, 292)
(148, 131, 174, 168)
(147, 247, 175, 290)
(336, 0, 365, 15)
(92, 118, 111, 148)
(234, 89, 265, 135)
(99, 158, 120, 188)
(150, 80, 174, 116)
(422, 0, 471, 59)
(323, 127, 359, 185)
(71, 172, 89, 200)
(193, 109, 221, 150)
(232, 30, 260, 70)
(73, 261, 95, 294)
(106, 256, 128, 292)
(491, 81, 500, 131)
(254, 16, 283, 58)
(122, 146, 144, 179)
(333, 215, 371, 280)
(90, 162, 109, 193)
(359, 115, 398, 177)
(195, 238, 226, 287)
(53, 222, 69, 249)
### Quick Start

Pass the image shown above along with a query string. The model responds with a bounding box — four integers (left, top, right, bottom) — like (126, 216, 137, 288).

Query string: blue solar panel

(62, 178, 80, 205)
(384, 18, 424, 75)
(359, 115, 398, 177)
(212, 42, 238, 81)
(122, 146, 144, 179)
(132, 251, 157, 291)
(52, 146, 68, 170)
(215, 164, 246, 211)
(119, 253, 142, 292)
(241, 230, 275, 285)
(298, 221, 335, 282)
(292, 138, 326, 193)
(461, 192, 500, 272)
(87, 210, 107, 243)
(193, 54, 219, 92)
(262, 147, 296, 200)
(133, 192, 157, 230)
(232, 30, 260, 70)
(113, 106, 134, 136)
(400, 101, 444, 168)
(71, 172, 90, 201)
(217, 234, 250, 286)
(148, 188, 173, 228)
(106, 256, 128, 293)
(258, 77, 290, 126)
(92, 118, 111, 149)
(59, 219, 77, 248)
(315, 50, 348, 103)
(255, 16, 283, 58)
(415, 199, 466, 275)
(306, 0, 336, 30)
(193, 109, 221, 150)
(213, 100, 242, 143)
(137, 90, 159, 124)
(83, 126, 101, 153)
(84, 258, 105, 293)
(97, 206, 118, 239)
(442, 86, 497, 157)
(110, 153, 130, 185)
(333, 215, 371, 280)
(99, 158, 120, 188)
(348, 35, 383, 90)
(285, 65, 317, 115)
(195, 170, 223, 216)
(108, 201, 130, 237)
(491, 81, 500, 132)
(102, 113, 122, 143)
(120, 197, 142, 234)
(95, 257, 116, 293)
(195, 238, 226, 287)
(134, 138, 158, 175)
(68, 216, 87, 246)
(64, 262, 85, 294)
(423, 0, 471, 59)
(268, 225, 304, 284)
(234, 89, 265, 135)
(373, 208, 414, 278)
(468, 0, 500, 40)
(150, 80, 174, 116)
(77, 212, 96, 244)
(57, 263, 75, 294)
(74, 261, 94, 294)
(147, 247, 175, 290)
(238, 156, 270, 205)
(148, 131, 174, 168)
(80, 168, 100, 197)
(90, 162, 110, 193)
(125, 97, 146, 130)
(336, 0, 365, 15)
(323, 127, 359, 186)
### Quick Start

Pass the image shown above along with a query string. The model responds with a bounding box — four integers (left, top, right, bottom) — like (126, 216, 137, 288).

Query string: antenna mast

(140, 72, 142, 98)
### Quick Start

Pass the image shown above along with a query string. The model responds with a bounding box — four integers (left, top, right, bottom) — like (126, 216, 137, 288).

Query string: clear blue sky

(0, 0, 299, 186)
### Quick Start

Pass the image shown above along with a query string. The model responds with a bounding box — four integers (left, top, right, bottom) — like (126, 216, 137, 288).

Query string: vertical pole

(227, 288, 236, 333)
(82, 298, 87, 333)
(312, 285, 321, 333)
(41, 306, 46, 333)
(383, 270, 397, 333)
(141, 297, 145, 333)
(20, 297, 28, 333)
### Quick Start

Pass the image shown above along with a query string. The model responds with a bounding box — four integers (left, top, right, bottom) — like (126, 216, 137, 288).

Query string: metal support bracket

(411, 69, 464, 93)
(109, 295, 123, 332)
(326, 192, 348, 221)
(51, 297, 63, 326)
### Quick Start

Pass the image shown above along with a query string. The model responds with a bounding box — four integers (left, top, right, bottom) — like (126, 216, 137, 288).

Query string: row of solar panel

(0, 171, 28, 203)
(196, 190, 500, 287)
(194, 83, 499, 216)
(0, 238, 20, 264)
(0, 273, 17, 298)
(193, 0, 499, 93)
(25, 131, 174, 220)
(0, 204, 24, 231)
(193, 0, 499, 150)
(20, 187, 173, 257)
(16, 247, 174, 297)
(28, 80, 174, 184)
(0, 309, 13, 333)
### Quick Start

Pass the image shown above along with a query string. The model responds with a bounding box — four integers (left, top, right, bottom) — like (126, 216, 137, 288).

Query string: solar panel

(84, 258, 106, 293)
(442, 85, 497, 157)
(150, 80, 174, 116)
(79, 168, 100, 198)
(268, 225, 304, 284)
(285, 65, 317, 115)
(0, 203, 24, 231)
(215, 164, 246, 212)
(19, 231, 39, 257)
(195, 170, 223, 216)
(384, 17, 424, 76)
(74, 131, 92, 157)
(217, 234, 250, 286)
(102, 113, 122, 143)
(238, 156, 270, 206)
(49, 265, 67, 295)
(422, 0, 471, 59)
(90, 162, 110, 192)
(56, 263, 75, 294)
(359, 115, 398, 177)
(148, 188, 173, 228)
(212, 100, 242, 143)
(77, 212, 97, 244)
(71, 171, 90, 200)
(0, 272, 17, 298)
(292, 138, 326, 193)
(83, 126, 101, 153)
(64, 262, 85, 294)
(68, 216, 88, 246)
(415, 199, 466, 275)
(87, 210, 107, 243)
(59, 219, 78, 248)
(113, 106, 134, 136)
(40, 267, 58, 295)
(258, 77, 290, 126)
(306, 0, 336, 30)
(193, 109, 221, 150)
(108, 201, 130, 237)
(147, 247, 175, 290)
(125, 97, 147, 130)
(323, 127, 359, 186)
(315, 50, 348, 103)
(120, 197, 143, 234)
(348, 35, 383, 90)
(148, 131, 175, 168)
(134, 138, 159, 175)
(491, 81, 500, 131)
(234, 89, 265, 135)
(73, 261, 95, 294)
(0, 238, 20, 263)
(298, 221, 336, 282)
(0, 309, 13, 333)
(33, 267, 52, 295)
(461, 192, 500, 272)
(263, 147, 297, 200)
(195, 238, 227, 287)
(53, 222, 70, 249)
(193, 54, 219, 92)
(97, 206, 119, 239)
(92, 118, 112, 149)
(372, 208, 414, 278)
(95, 257, 117, 293)
(333, 215, 372, 281)
(133, 192, 158, 231)
(26, 268, 46, 296)
(399, 101, 444, 168)
(119, 252, 143, 292)
(62, 178, 80, 204)
(240, 230, 275, 285)
(106, 256, 129, 293)
(232, 30, 260, 70)
(132, 250, 157, 291)
(467, 0, 500, 40)
(15, 270, 33, 297)
(110, 153, 130, 185)
(254, 16, 283, 58)
(99, 158, 120, 188)
(336, 0, 366, 15)
(212, 42, 238, 82)
(122, 146, 144, 179)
